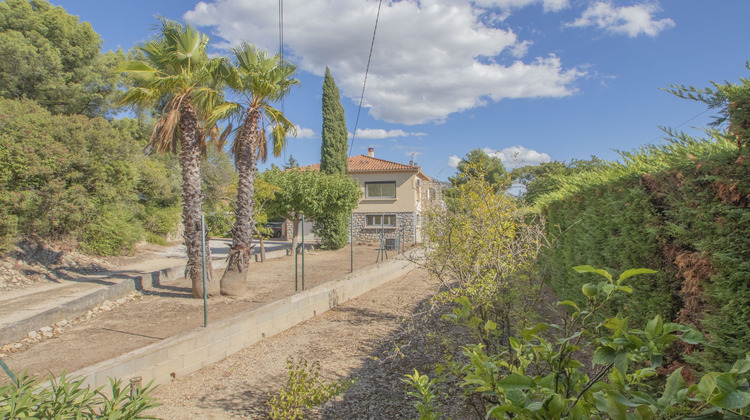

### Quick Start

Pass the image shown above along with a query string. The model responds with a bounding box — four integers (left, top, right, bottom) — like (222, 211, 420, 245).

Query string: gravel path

(149, 268, 462, 419)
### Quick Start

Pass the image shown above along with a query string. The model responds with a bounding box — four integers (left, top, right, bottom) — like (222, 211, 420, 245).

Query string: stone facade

(351, 212, 418, 246)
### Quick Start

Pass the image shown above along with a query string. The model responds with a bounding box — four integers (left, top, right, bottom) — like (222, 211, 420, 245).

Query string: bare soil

(148, 268, 471, 420)
(0, 244, 399, 384)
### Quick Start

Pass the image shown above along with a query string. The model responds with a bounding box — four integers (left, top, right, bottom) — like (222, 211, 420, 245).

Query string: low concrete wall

(67, 256, 416, 390)
(0, 265, 187, 345)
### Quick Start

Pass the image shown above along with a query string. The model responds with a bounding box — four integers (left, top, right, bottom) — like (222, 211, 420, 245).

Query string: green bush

(312, 212, 349, 250)
(536, 132, 750, 370)
(0, 371, 160, 418)
(79, 206, 144, 256)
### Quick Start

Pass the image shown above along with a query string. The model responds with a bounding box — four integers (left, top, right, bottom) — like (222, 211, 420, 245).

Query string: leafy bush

(406, 266, 750, 419)
(267, 358, 354, 420)
(312, 211, 349, 250)
(0, 371, 160, 418)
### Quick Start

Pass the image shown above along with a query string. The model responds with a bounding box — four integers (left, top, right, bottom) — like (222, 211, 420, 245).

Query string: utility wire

(647, 108, 710, 143)
(349, 0, 384, 156)
(279, 0, 286, 162)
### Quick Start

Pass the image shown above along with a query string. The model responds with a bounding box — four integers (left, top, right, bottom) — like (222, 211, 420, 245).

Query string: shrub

(267, 358, 354, 420)
(0, 371, 160, 418)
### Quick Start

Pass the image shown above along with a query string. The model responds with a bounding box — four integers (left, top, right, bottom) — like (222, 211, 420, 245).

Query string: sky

(53, 0, 750, 181)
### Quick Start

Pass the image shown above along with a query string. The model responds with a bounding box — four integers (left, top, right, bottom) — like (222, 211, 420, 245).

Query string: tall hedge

(536, 133, 749, 370)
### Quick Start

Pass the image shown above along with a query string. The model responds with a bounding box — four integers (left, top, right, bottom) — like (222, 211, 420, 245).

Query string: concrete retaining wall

(67, 256, 416, 390)
(0, 264, 189, 345)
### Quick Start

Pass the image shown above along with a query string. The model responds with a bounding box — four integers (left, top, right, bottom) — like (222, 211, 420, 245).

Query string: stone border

(66, 255, 416, 391)
(0, 264, 189, 346)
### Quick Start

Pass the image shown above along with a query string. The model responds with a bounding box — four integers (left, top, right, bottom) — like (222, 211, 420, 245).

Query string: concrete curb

(0, 244, 294, 345)
(66, 256, 416, 391)
(0, 264, 189, 345)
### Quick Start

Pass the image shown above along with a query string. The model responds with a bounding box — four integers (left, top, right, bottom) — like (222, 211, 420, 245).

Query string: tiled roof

(299, 155, 431, 180)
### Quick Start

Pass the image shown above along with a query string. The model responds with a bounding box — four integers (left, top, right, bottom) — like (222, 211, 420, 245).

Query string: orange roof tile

(299, 155, 431, 180)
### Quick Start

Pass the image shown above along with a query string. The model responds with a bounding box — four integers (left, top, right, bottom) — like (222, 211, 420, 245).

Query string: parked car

(263, 222, 283, 238)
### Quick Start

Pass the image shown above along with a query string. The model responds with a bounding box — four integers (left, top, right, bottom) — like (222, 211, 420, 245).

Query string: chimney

(367, 147, 374, 157)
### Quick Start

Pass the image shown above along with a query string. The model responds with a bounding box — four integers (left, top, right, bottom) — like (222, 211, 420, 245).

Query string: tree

(283, 154, 300, 170)
(317, 67, 351, 249)
(510, 157, 604, 205)
(448, 149, 507, 193)
(219, 42, 299, 296)
(120, 19, 229, 298)
(665, 62, 750, 149)
(261, 168, 361, 255)
(320, 67, 348, 175)
(0, 0, 122, 116)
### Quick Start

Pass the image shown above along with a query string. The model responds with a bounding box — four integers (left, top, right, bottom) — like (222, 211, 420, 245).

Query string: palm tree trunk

(180, 100, 213, 298)
(220, 109, 261, 296)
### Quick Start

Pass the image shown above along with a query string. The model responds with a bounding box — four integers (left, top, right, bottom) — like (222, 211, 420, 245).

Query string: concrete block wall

(67, 256, 416, 391)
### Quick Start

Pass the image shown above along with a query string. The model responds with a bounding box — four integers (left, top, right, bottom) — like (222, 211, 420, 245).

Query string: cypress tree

(320, 67, 348, 175)
(318, 67, 351, 249)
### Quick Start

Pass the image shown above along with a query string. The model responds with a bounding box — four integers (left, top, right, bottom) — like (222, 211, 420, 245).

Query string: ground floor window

(366, 214, 396, 227)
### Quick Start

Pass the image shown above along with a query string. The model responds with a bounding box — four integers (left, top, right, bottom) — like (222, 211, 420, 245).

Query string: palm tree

(120, 19, 231, 298)
(220, 42, 299, 296)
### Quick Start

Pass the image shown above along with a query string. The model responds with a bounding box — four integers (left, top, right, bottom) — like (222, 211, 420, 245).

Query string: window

(366, 214, 396, 227)
(365, 181, 396, 198)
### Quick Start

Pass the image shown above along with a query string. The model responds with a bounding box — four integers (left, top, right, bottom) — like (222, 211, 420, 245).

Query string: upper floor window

(365, 181, 396, 198)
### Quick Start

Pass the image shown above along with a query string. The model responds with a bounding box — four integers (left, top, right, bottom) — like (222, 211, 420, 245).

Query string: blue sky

(54, 0, 750, 181)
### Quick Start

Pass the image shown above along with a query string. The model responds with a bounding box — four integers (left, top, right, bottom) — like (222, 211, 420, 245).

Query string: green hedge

(537, 132, 749, 370)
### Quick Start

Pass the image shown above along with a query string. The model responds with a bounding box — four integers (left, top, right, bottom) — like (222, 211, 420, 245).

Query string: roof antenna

(408, 151, 421, 166)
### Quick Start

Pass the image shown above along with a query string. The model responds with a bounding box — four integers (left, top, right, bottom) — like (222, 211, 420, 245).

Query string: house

(299, 147, 443, 246)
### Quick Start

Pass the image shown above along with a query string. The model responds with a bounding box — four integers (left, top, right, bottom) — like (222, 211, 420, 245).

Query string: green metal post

(0, 357, 18, 386)
(301, 214, 305, 290)
(350, 212, 353, 273)
(201, 214, 208, 327)
(292, 245, 299, 292)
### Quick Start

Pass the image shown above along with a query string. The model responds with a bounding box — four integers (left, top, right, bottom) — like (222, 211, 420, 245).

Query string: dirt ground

(0, 243, 405, 384)
(148, 268, 468, 420)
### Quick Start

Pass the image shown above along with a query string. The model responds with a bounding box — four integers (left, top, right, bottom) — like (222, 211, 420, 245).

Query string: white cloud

(566, 2, 675, 37)
(483, 146, 551, 169)
(185, 0, 582, 125)
(294, 126, 315, 138)
(354, 128, 426, 139)
(447, 155, 462, 168)
(473, 0, 570, 13)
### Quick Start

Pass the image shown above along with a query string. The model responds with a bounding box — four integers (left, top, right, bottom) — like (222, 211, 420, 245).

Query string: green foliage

(511, 157, 604, 205)
(0, 97, 182, 255)
(536, 129, 750, 369)
(424, 168, 545, 349)
(403, 369, 441, 420)
(416, 266, 750, 419)
(267, 358, 354, 420)
(317, 67, 351, 249)
(320, 67, 348, 176)
(0, 0, 124, 117)
(0, 371, 160, 418)
(664, 61, 750, 149)
(262, 168, 361, 230)
(313, 212, 350, 250)
(448, 149, 508, 195)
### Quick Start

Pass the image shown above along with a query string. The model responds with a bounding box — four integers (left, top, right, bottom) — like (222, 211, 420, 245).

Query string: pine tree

(318, 67, 351, 249)
(320, 67, 348, 175)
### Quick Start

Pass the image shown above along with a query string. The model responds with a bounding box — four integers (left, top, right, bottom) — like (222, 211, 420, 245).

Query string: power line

(349, 0, 384, 156)
(279, 0, 286, 161)
(647, 108, 710, 144)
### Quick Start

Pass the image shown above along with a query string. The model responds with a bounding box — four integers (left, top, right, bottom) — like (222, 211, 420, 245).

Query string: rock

(39, 326, 53, 333)
(100, 305, 112, 312)
(116, 298, 126, 305)
(13, 343, 23, 349)
(41, 330, 54, 338)
(55, 320, 68, 327)
(102, 300, 113, 307)
(27, 331, 41, 340)
(1, 344, 13, 352)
